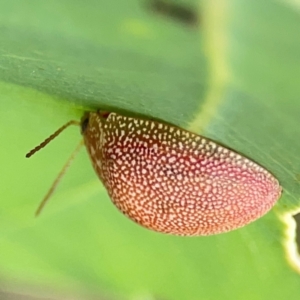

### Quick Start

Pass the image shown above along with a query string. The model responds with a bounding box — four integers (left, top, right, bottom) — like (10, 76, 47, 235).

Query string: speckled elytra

(26, 111, 282, 236)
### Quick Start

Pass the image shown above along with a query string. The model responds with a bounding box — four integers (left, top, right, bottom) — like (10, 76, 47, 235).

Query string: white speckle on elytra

(82, 111, 282, 236)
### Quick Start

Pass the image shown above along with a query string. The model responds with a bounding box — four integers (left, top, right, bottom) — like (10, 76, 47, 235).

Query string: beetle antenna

(35, 140, 84, 216)
(25, 120, 80, 158)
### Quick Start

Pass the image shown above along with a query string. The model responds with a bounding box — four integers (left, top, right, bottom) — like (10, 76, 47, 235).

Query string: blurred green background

(0, 0, 300, 299)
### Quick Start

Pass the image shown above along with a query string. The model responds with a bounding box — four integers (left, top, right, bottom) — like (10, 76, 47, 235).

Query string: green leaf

(0, 0, 299, 299)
